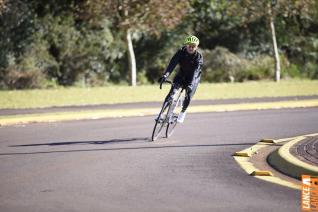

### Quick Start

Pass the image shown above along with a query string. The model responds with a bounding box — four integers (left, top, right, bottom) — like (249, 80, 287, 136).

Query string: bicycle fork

(167, 91, 183, 124)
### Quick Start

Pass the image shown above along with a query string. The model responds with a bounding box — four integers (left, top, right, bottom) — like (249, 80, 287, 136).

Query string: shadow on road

(1, 140, 256, 156)
(9, 137, 149, 147)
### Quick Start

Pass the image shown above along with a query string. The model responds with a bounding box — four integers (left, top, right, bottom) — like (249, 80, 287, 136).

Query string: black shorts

(169, 76, 199, 109)
(173, 74, 200, 92)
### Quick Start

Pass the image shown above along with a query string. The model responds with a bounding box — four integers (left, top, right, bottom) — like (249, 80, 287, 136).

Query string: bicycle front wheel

(151, 103, 169, 141)
(165, 116, 178, 138)
(165, 88, 184, 138)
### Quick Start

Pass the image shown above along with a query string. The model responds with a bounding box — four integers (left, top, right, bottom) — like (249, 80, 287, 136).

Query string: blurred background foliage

(0, 0, 318, 89)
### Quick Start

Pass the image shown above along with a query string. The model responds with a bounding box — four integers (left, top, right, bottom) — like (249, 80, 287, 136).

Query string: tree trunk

(126, 29, 137, 86)
(269, 10, 281, 82)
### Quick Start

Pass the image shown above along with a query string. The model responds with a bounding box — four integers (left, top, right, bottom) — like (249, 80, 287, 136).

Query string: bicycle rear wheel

(151, 103, 169, 141)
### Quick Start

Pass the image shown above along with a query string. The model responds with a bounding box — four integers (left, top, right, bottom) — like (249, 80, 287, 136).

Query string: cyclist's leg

(164, 76, 182, 104)
(182, 78, 200, 112)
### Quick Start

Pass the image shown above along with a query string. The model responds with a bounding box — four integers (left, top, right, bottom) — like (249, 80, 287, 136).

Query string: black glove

(187, 84, 193, 91)
(158, 75, 167, 84)
(158, 74, 168, 89)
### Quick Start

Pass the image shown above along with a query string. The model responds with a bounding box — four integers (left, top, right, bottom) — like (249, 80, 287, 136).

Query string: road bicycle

(151, 80, 186, 141)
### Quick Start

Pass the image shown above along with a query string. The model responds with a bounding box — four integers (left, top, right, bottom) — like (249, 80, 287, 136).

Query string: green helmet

(184, 35, 199, 46)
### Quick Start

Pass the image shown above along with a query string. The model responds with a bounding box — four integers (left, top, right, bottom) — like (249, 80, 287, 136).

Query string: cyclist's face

(186, 44, 198, 54)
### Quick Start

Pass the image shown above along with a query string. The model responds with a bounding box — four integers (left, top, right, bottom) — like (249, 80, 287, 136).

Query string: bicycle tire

(165, 89, 184, 138)
(151, 102, 170, 141)
(166, 119, 178, 138)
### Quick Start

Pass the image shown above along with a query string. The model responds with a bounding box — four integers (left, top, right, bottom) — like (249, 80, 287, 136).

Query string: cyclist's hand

(158, 74, 168, 89)
(158, 75, 167, 84)
(187, 84, 193, 91)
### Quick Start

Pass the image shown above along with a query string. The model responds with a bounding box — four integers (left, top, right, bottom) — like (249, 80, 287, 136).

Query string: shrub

(1, 39, 59, 89)
(137, 71, 150, 85)
(202, 47, 244, 82)
(202, 47, 277, 82)
(304, 62, 318, 79)
(282, 64, 302, 78)
(237, 55, 274, 82)
(3, 68, 46, 89)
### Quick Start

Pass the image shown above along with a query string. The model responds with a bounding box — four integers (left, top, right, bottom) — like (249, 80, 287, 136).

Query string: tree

(0, 0, 127, 88)
(0, 0, 5, 14)
(115, 0, 190, 86)
(83, 0, 189, 86)
(227, 0, 281, 82)
(190, 0, 238, 48)
(0, 0, 36, 69)
(228, 0, 318, 82)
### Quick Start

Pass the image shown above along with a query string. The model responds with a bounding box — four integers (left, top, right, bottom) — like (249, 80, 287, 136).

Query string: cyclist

(158, 35, 203, 123)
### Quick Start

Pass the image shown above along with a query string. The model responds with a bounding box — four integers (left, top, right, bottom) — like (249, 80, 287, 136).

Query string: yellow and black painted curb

(268, 134, 318, 180)
(1, 99, 318, 126)
(233, 133, 318, 190)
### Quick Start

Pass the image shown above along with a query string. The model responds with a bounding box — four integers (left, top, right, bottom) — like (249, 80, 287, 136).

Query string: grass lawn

(1, 79, 318, 109)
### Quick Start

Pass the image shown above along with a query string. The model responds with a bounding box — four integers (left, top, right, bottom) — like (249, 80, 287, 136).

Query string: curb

(0, 108, 159, 126)
(1, 99, 318, 126)
(268, 134, 318, 180)
(233, 140, 300, 190)
(233, 133, 318, 190)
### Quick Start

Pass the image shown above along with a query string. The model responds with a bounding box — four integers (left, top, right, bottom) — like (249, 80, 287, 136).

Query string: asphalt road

(1, 107, 318, 212)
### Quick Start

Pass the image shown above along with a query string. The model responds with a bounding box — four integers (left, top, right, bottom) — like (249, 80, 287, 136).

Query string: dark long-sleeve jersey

(164, 46, 203, 86)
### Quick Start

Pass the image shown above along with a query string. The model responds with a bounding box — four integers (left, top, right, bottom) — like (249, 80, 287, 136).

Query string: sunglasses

(187, 44, 197, 48)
